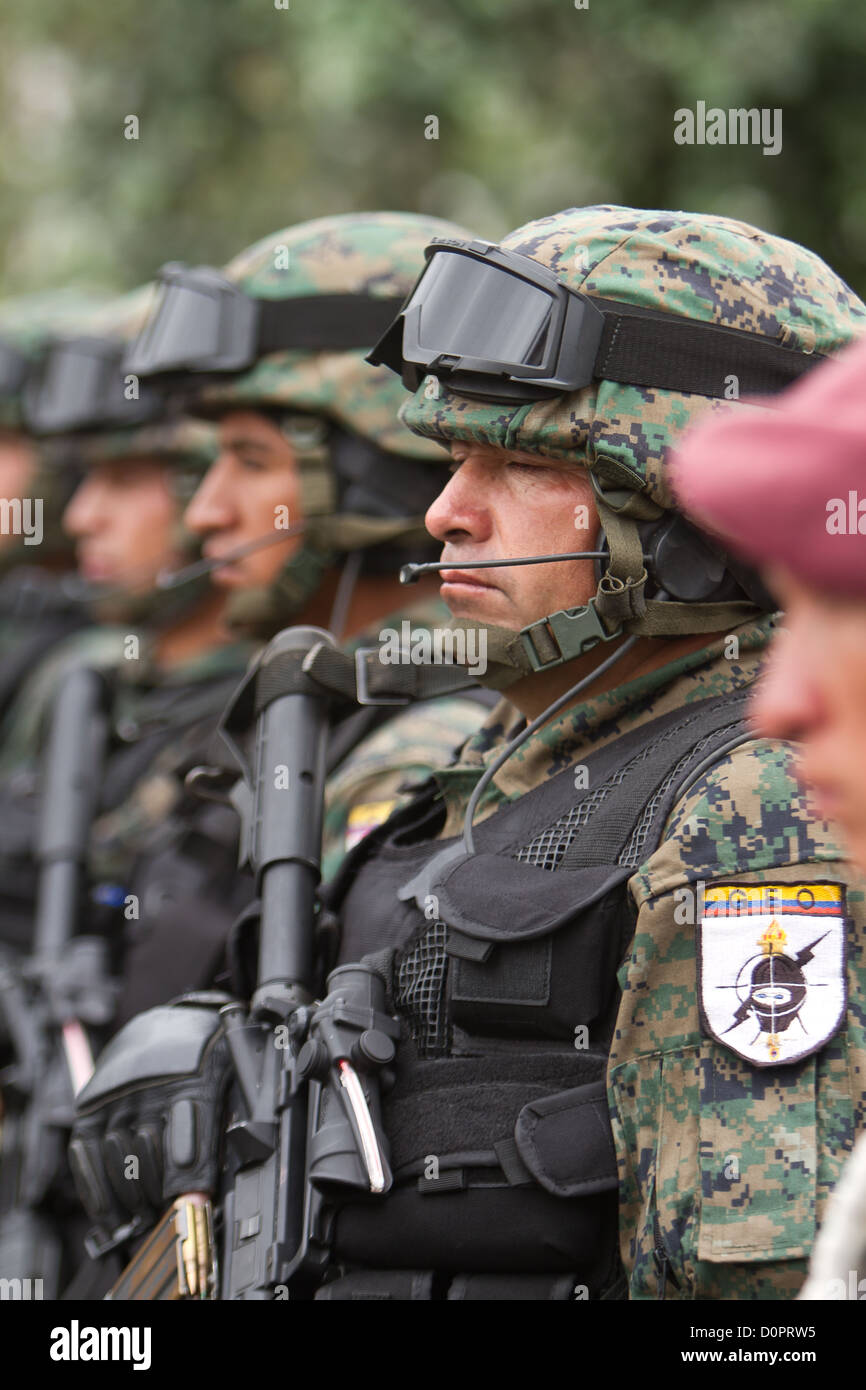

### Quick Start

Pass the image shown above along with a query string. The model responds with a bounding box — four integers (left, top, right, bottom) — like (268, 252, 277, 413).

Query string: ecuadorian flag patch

(698, 881, 847, 1067)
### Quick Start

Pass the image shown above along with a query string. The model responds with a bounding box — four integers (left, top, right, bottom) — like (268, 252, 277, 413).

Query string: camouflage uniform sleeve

(608, 737, 865, 1300)
(320, 695, 487, 882)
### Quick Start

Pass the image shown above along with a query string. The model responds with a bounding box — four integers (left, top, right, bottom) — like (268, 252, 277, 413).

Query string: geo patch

(697, 881, 847, 1067)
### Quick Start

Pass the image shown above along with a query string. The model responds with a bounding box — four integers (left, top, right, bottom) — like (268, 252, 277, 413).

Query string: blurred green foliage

(2, 0, 865, 298)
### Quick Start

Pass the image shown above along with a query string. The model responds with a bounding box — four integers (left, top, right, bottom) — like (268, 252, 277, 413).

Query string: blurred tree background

(1, 0, 865, 298)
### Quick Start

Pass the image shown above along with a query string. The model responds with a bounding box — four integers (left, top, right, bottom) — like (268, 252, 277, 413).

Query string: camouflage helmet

(196, 212, 472, 458)
(394, 205, 866, 669)
(126, 212, 479, 634)
(35, 289, 218, 625)
(0, 291, 114, 569)
(29, 285, 217, 503)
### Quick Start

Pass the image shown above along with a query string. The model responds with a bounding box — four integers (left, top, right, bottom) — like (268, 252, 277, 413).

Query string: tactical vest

(0, 671, 244, 955)
(317, 687, 752, 1300)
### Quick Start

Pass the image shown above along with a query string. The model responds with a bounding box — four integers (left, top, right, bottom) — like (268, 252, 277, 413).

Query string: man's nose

(62, 474, 104, 537)
(425, 460, 492, 544)
(183, 455, 236, 534)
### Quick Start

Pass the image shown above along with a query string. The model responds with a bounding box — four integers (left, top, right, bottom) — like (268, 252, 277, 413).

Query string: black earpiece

(595, 512, 776, 611)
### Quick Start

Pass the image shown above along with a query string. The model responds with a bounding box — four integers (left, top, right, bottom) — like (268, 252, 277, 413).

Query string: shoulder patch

(698, 881, 847, 1067)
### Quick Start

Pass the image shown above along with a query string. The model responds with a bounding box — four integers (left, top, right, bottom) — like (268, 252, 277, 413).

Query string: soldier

(69, 204, 865, 1301)
(0, 320, 236, 956)
(124, 211, 495, 883)
(0, 294, 246, 1297)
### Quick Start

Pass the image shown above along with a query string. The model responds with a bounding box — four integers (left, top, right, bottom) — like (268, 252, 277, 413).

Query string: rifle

(109, 625, 398, 1300)
(0, 665, 116, 1297)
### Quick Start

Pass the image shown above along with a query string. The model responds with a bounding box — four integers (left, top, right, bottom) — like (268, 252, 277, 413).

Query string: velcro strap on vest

(394, 1078, 619, 1199)
(514, 1082, 618, 1197)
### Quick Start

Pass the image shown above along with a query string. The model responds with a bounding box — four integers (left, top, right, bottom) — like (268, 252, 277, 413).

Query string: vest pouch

(514, 1079, 618, 1197)
(440, 856, 633, 1040)
(330, 1048, 619, 1290)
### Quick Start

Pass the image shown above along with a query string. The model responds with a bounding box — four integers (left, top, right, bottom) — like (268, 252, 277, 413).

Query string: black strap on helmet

(590, 294, 822, 398)
(257, 294, 406, 355)
(369, 238, 825, 404)
(124, 262, 406, 381)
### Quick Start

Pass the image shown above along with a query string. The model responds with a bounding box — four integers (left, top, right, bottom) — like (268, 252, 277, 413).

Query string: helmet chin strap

(461, 615, 654, 854)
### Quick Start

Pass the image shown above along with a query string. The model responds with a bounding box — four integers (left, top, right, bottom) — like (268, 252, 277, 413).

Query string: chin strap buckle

(520, 598, 623, 672)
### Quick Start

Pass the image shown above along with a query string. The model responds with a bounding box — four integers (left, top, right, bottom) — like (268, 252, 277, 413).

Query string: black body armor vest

(317, 688, 752, 1300)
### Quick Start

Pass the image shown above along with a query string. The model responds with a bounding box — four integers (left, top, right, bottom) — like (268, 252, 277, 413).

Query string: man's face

(183, 411, 304, 591)
(750, 567, 866, 868)
(63, 456, 182, 593)
(424, 443, 599, 630)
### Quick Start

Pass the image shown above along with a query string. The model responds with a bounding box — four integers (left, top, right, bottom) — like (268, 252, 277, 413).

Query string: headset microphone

(400, 552, 620, 584)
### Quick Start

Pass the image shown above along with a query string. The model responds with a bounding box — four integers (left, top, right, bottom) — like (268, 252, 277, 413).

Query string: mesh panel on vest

(512, 782, 621, 870)
(393, 918, 451, 1058)
(513, 708, 733, 871)
(618, 722, 735, 868)
(394, 703, 746, 1055)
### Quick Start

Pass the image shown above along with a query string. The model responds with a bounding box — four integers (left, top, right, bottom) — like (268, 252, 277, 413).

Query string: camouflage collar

(434, 614, 778, 832)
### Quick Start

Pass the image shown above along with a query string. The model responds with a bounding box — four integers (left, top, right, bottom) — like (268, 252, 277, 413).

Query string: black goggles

(124, 262, 407, 381)
(368, 238, 827, 404)
(0, 338, 31, 401)
(22, 335, 164, 435)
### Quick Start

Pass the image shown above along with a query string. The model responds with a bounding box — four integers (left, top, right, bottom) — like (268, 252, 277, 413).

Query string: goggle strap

(257, 293, 407, 355)
(592, 295, 825, 397)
